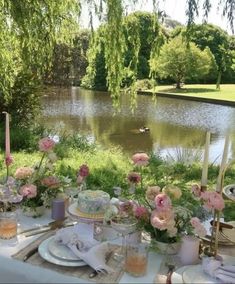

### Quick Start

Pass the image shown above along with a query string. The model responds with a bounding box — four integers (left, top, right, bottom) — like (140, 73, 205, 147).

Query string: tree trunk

(176, 81, 181, 89)
(216, 71, 221, 90)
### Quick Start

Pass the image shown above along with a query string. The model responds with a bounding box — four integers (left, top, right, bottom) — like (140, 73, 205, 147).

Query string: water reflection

(41, 87, 235, 162)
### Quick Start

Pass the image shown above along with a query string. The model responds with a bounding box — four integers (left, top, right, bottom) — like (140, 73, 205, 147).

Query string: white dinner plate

(47, 237, 81, 262)
(67, 203, 104, 222)
(38, 236, 87, 267)
(223, 184, 235, 201)
(182, 264, 220, 283)
(171, 265, 193, 284)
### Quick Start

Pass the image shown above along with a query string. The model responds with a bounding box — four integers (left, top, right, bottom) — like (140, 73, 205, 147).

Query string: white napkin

(202, 257, 235, 283)
(55, 224, 113, 273)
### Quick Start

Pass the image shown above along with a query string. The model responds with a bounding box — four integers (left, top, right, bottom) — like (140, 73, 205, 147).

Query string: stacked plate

(38, 236, 87, 267)
(171, 255, 235, 283)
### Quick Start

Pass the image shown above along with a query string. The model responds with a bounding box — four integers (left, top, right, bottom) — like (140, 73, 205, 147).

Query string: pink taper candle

(2, 112, 10, 157)
(201, 132, 211, 187)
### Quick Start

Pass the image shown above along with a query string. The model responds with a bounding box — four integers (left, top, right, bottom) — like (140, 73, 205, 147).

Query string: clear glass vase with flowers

(15, 137, 70, 217)
(114, 152, 207, 255)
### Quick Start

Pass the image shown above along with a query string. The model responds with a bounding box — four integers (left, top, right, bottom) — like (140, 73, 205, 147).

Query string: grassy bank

(1, 144, 234, 221)
(151, 84, 235, 102)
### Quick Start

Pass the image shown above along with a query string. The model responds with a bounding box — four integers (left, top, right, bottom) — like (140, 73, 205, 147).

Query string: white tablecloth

(0, 209, 163, 283)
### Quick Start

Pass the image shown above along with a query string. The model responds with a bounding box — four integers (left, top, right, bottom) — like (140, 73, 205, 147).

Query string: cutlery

(24, 221, 77, 237)
(23, 247, 38, 262)
(210, 220, 234, 230)
(89, 249, 113, 278)
(19, 218, 68, 235)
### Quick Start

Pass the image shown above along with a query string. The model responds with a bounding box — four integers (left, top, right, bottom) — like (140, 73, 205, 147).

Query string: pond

(41, 87, 235, 163)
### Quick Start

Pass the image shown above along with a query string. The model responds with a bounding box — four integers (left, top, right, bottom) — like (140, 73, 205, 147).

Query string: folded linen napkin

(202, 257, 235, 283)
(55, 224, 114, 273)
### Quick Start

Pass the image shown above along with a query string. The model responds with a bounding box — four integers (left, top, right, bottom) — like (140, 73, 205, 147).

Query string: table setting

(0, 114, 235, 283)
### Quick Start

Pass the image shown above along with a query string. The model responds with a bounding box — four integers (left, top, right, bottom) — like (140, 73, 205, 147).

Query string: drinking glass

(125, 241, 149, 277)
(110, 218, 137, 262)
(0, 211, 18, 246)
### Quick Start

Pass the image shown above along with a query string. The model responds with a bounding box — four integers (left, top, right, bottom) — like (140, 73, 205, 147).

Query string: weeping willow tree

(82, 0, 234, 110)
(0, 0, 234, 123)
(0, 0, 80, 125)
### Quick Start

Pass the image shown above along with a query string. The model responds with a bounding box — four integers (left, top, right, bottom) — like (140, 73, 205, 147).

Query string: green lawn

(152, 84, 235, 102)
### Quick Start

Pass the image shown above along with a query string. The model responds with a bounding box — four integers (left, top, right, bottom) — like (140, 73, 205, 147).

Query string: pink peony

(132, 153, 149, 166)
(145, 186, 161, 201)
(127, 172, 141, 184)
(19, 184, 37, 199)
(151, 209, 175, 231)
(15, 167, 34, 180)
(78, 164, 89, 177)
(201, 191, 225, 211)
(191, 183, 201, 198)
(5, 154, 13, 166)
(41, 176, 60, 189)
(154, 193, 172, 212)
(39, 137, 55, 152)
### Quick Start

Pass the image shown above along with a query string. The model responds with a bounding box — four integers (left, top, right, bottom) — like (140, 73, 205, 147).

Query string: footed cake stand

(67, 203, 104, 223)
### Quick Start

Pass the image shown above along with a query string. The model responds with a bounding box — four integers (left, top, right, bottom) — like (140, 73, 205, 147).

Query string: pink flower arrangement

(39, 137, 55, 152)
(132, 153, 150, 166)
(19, 184, 37, 199)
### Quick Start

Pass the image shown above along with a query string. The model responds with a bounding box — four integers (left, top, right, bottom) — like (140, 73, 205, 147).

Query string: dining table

(0, 209, 164, 283)
(0, 208, 234, 284)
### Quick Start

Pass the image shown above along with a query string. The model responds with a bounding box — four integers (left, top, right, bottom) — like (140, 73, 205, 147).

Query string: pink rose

(78, 164, 89, 177)
(127, 172, 141, 184)
(201, 191, 225, 211)
(41, 176, 60, 188)
(132, 153, 149, 166)
(39, 137, 55, 152)
(151, 209, 175, 231)
(19, 184, 37, 199)
(154, 193, 172, 212)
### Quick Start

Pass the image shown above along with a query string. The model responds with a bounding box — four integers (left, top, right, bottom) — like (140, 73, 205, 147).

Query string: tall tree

(150, 36, 214, 88)
(0, 0, 80, 125)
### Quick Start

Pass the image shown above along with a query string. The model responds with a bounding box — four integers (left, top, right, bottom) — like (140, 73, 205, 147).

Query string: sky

(80, 0, 233, 35)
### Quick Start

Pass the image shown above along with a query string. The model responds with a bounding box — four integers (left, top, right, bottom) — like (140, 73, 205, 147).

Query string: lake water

(41, 87, 235, 163)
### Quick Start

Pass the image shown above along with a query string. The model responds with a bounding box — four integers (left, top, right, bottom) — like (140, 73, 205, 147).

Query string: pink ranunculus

(127, 172, 141, 184)
(38, 137, 55, 152)
(5, 155, 13, 166)
(151, 209, 175, 231)
(191, 183, 201, 198)
(154, 193, 172, 212)
(19, 184, 37, 199)
(190, 217, 201, 228)
(134, 206, 149, 221)
(41, 176, 60, 189)
(201, 191, 225, 211)
(145, 186, 161, 201)
(78, 164, 89, 177)
(15, 167, 34, 180)
(132, 153, 150, 166)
